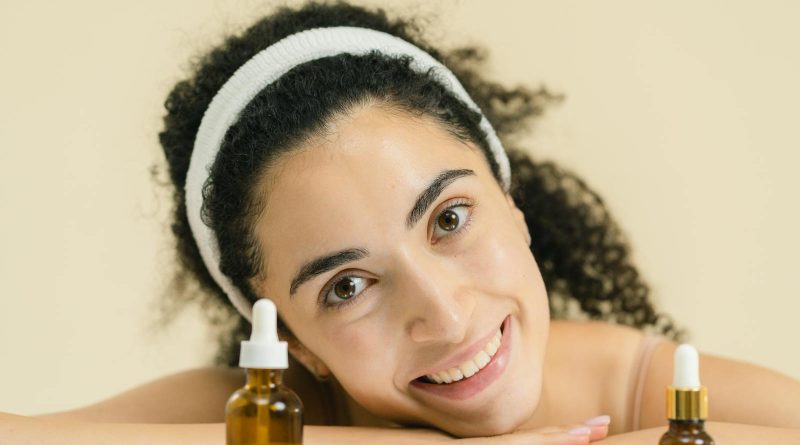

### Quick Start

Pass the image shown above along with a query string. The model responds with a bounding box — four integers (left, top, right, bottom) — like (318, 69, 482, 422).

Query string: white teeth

(459, 360, 480, 378)
(474, 351, 491, 368)
(448, 368, 464, 381)
(485, 337, 499, 356)
(423, 327, 502, 384)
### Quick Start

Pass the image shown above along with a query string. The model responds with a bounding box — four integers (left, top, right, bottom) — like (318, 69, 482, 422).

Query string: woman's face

(251, 103, 550, 436)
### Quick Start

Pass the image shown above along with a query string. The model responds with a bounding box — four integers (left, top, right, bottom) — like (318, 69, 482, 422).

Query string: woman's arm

(2, 412, 614, 444)
(34, 367, 244, 423)
(638, 338, 800, 429)
(2, 412, 455, 445)
(2, 412, 225, 445)
(14, 365, 610, 444)
(34, 363, 332, 424)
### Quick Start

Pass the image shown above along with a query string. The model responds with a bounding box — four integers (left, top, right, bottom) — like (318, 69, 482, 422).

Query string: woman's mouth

(409, 314, 512, 400)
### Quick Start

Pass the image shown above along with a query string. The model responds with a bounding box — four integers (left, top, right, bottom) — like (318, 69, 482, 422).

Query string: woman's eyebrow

(288, 168, 475, 298)
(406, 168, 475, 229)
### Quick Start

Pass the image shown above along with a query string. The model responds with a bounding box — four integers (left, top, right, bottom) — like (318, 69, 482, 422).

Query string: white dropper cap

(673, 343, 701, 388)
(239, 299, 288, 369)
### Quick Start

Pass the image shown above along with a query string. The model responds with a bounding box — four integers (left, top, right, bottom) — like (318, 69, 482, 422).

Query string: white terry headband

(186, 26, 511, 322)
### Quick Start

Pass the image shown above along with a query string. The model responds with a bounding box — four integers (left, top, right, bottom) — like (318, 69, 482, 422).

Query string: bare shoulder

(545, 319, 652, 434)
(559, 319, 800, 431)
(637, 333, 800, 430)
(36, 366, 246, 423)
(36, 360, 339, 424)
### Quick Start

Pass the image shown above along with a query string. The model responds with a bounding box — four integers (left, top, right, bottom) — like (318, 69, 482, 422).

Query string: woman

(3, 1, 799, 444)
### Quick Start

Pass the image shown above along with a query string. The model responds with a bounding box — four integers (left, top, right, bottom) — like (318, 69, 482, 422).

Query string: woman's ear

(505, 193, 531, 246)
(278, 327, 332, 381)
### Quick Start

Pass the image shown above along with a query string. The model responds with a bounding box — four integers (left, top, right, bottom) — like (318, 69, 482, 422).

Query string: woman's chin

(440, 390, 541, 437)
(434, 410, 536, 438)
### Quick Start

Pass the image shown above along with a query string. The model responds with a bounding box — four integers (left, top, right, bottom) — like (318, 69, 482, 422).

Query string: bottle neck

(668, 419, 705, 434)
(666, 386, 708, 420)
(245, 368, 284, 390)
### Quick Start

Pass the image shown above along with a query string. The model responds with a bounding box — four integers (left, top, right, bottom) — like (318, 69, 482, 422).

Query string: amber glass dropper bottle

(226, 299, 304, 445)
(659, 344, 715, 444)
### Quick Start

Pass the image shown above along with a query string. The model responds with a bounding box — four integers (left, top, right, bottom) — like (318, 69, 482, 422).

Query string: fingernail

(568, 426, 592, 436)
(583, 415, 611, 426)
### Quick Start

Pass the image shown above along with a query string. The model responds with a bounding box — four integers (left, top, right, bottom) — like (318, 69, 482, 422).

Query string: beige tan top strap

(628, 332, 669, 431)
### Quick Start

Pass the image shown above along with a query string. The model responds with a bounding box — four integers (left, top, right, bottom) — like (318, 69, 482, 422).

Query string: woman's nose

(394, 251, 476, 344)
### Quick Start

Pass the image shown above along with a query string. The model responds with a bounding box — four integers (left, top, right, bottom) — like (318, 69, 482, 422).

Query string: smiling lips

(414, 316, 506, 384)
(422, 328, 502, 383)
(409, 314, 511, 400)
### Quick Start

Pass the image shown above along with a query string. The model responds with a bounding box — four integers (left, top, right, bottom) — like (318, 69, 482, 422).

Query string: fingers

(516, 415, 612, 444)
(572, 423, 609, 442)
(581, 415, 611, 442)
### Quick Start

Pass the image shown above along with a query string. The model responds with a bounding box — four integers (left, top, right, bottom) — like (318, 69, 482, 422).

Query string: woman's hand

(455, 415, 611, 444)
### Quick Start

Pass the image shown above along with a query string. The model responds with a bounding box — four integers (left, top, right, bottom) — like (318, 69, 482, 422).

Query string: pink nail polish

(568, 426, 592, 436)
(583, 415, 611, 426)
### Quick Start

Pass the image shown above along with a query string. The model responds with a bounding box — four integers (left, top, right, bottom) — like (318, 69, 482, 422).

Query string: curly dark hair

(155, 0, 686, 369)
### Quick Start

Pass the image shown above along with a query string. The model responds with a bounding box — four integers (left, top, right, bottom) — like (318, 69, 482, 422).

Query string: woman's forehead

(261, 106, 491, 226)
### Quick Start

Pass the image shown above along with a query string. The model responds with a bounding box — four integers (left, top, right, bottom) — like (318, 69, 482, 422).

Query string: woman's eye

(321, 276, 369, 310)
(432, 202, 472, 241)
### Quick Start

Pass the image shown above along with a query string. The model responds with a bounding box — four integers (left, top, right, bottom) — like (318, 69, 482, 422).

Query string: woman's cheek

(325, 321, 391, 375)
(461, 220, 528, 294)
(325, 322, 411, 419)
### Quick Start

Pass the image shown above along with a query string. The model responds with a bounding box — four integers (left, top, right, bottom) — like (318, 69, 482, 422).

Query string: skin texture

(249, 102, 550, 437)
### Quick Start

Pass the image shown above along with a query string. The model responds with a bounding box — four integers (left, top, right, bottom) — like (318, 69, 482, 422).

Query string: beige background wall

(1, 0, 798, 415)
